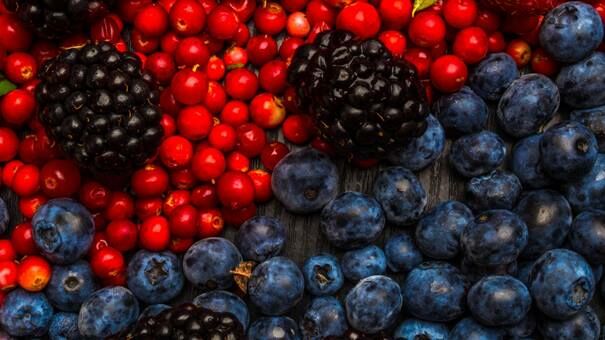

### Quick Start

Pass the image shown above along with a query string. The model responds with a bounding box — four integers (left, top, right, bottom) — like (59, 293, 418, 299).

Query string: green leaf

(0, 78, 16, 97)
(412, 0, 438, 16)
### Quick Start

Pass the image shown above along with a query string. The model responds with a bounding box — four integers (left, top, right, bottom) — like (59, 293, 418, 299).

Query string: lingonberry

(208, 123, 237, 152)
(0, 89, 35, 126)
(306, 0, 336, 26)
(225, 68, 258, 101)
(531, 48, 559, 77)
(488, 31, 506, 52)
(171, 167, 196, 189)
(248, 169, 273, 202)
(12, 164, 39, 197)
(171, 68, 208, 105)
(250, 93, 286, 129)
(40, 160, 81, 198)
(246, 35, 278, 67)
(159, 135, 193, 169)
(170, 0, 206, 36)
(79, 181, 110, 212)
(105, 220, 138, 252)
(221, 100, 249, 127)
(18, 134, 37, 164)
(287, 12, 311, 38)
(192, 146, 226, 182)
(378, 0, 412, 30)
(170, 237, 194, 253)
(336, 2, 381, 39)
(279, 37, 304, 61)
(177, 105, 213, 140)
(175, 37, 210, 68)
(139, 216, 171, 251)
(443, 0, 478, 28)
(163, 190, 191, 216)
(226, 151, 250, 172)
(0, 14, 32, 52)
(2, 160, 23, 188)
(161, 32, 182, 54)
(130, 29, 160, 54)
(260, 142, 289, 171)
(198, 208, 224, 238)
(105, 192, 135, 221)
(17, 256, 51, 292)
(204, 80, 227, 114)
(19, 194, 47, 220)
(379, 30, 407, 58)
(0, 261, 17, 291)
(408, 11, 446, 48)
(5, 52, 36, 85)
(135, 197, 163, 219)
(88, 231, 109, 257)
(236, 123, 267, 157)
(254, 2, 287, 35)
(191, 185, 218, 209)
(234, 22, 250, 46)
(222, 204, 256, 226)
(206, 55, 226, 81)
(134, 3, 169, 37)
(91, 246, 125, 279)
(430, 55, 468, 93)
(217, 171, 255, 209)
(131, 165, 169, 198)
(207, 5, 240, 40)
(160, 88, 182, 116)
(0, 241, 15, 262)
(224, 46, 248, 69)
(169, 204, 198, 238)
(259, 60, 287, 94)
(282, 114, 313, 144)
(506, 39, 531, 67)
(145, 52, 176, 84)
(161, 113, 177, 137)
(474, 8, 501, 32)
(11, 223, 37, 256)
(453, 27, 488, 64)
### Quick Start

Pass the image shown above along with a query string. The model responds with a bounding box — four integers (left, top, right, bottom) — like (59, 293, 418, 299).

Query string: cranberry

(139, 216, 170, 251)
(159, 135, 193, 169)
(246, 35, 278, 67)
(0, 241, 15, 262)
(443, 0, 478, 29)
(336, 2, 381, 39)
(474, 8, 501, 32)
(119, 0, 153, 22)
(105, 192, 135, 221)
(170, 0, 206, 35)
(0, 14, 32, 52)
(306, 0, 336, 26)
(224, 46, 248, 69)
(191, 185, 218, 209)
(282, 114, 313, 144)
(169, 237, 194, 253)
(379, 30, 407, 58)
(0, 261, 17, 291)
(171, 168, 196, 189)
(19, 194, 47, 219)
(161, 113, 177, 137)
(506, 39, 532, 67)
(88, 231, 109, 257)
(226, 151, 250, 172)
(0, 89, 35, 126)
(17, 256, 50, 292)
(225, 68, 258, 100)
(279, 37, 304, 61)
(192, 146, 226, 181)
(222, 204, 256, 226)
(198, 208, 224, 238)
(40, 160, 80, 198)
(171, 68, 208, 105)
(488, 31, 506, 52)
(236, 123, 267, 157)
(159, 87, 182, 115)
(430, 55, 468, 93)
(209, 123, 237, 152)
(206, 55, 226, 81)
(5, 52, 36, 84)
(255, 2, 287, 35)
(169, 204, 198, 238)
(259, 60, 287, 94)
(531, 48, 559, 77)
(163, 190, 191, 216)
(177, 105, 213, 141)
(91, 246, 125, 279)
(207, 5, 240, 40)
(91, 15, 122, 43)
(204, 80, 227, 114)
(131, 165, 169, 198)
(287, 12, 311, 38)
(134, 4, 169, 37)
(12, 164, 40, 197)
(131, 29, 160, 53)
(248, 169, 272, 202)
(2, 160, 23, 188)
(217, 171, 254, 210)
(145, 52, 176, 84)
(136, 197, 162, 219)
(105, 220, 138, 252)
(408, 11, 446, 48)
(161, 32, 181, 53)
(175, 37, 210, 67)
(224, 0, 256, 22)
(79, 181, 110, 212)
(260, 142, 289, 171)
(453, 27, 488, 64)
(221, 100, 249, 127)
(378, 0, 412, 30)
(250, 93, 286, 129)
(0, 128, 19, 162)
(233, 23, 250, 46)
(11, 223, 37, 256)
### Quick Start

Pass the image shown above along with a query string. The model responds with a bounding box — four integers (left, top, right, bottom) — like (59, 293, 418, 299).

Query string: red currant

(11, 223, 37, 256)
(221, 100, 249, 127)
(203, 80, 227, 114)
(254, 2, 287, 35)
(134, 4, 169, 37)
(79, 181, 110, 212)
(145, 52, 176, 84)
(207, 5, 240, 40)
(282, 114, 313, 144)
(259, 60, 287, 94)
(91, 246, 125, 279)
(171, 68, 208, 105)
(236, 123, 267, 157)
(208, 123, 237, 152)
(246, 35, 278, 67)
(40, 160, 80, 198)
(378, 0, 412, 30)
(260, 142, 289, 171)
(225, 68, 258, 101)
(205, 55, 226, 81)
(105, 192, 135, 221)
(12, 164, 40, 197)
(226, 151, 250, 172)
(159, 136, 193, 169)
(175, 37, 210, 68)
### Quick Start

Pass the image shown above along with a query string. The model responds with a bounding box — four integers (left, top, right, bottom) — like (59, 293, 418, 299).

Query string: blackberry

(36, 43, 163, 173)
(117, 303, 245, 340)
(288, 30, 429, 160)
(4, 0, 114, 40)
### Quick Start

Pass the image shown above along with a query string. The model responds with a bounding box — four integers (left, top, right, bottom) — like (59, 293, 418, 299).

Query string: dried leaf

(231, 261, 257, 294)
(412, 0, 438, 16)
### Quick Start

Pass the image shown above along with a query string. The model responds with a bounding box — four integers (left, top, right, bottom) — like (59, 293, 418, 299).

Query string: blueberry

(45, 260, 97, 312)
(469, 53, 519, 101)
(300, 296, 348, 339)
(449, 317, 506, 340)
(126, 250, 184, 304)
(387, 114, 445, 171)
(461, 209, 528, 266)
(271, 147, 339, 214)
(529, 249, 595, 319)
(497, 74, 559, 138)
(571, 105, 605, 152)
(556, 52, 605, 108)
(415, 201, 473, 260)
(373, 167, 427, 226)
(247, 316, 301, 340)
(32, 198, 95, 264)
(345, 275, 402, 334)
(138, 304, 169, 319)
(434, 86, 488, 137)
(0, 288, 53, 337)
(77, 286, 138, 338)
(540, 121, 598, 181)
(193, 290, 250, 331)
(461, 257, 518, 284)
(235, 216, 286, 262)
(341, 245, 387, 281)
(49, 312, 81, 340)
(302, 254, 344, 296)
(538, 306, 600, 340)
(510, 134, 552, 189)
(563, 153, 605, 212)
(248, 257, 304, 316)
(384, 233, 423, 272)
(505, 309, 537, 339)
(465, 171, 522, 212)
(568, 210, 605, 264)
(0, 198, 8, 234)
(514, 190, 573, 259)
(182, 237, 242, 291)
(540, 1, 604, 63)
(467, 275, 531, 326)
(393, 319, 449, 340)
(402, 262, 468, 322)
(320, 191, 385, 249)
(449, 131, 506, 178)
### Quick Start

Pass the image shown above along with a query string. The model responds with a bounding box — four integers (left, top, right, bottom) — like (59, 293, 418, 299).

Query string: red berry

(260, 142, 289, 171)
(310, 136, 336, 156)
(192, 146, 226, 181)
(259, 60, 287, 94)
(161, 113, 177, 137)
(171, 68, 208, 105)
(40, 160, 80, 198)
(106, 219, 138, 252)
(191, 185, 218, 209)
(88, 231, 109, 257)
(79, 181, 110, 212)
(226, 151, 250, 172)
(531, 48, 559, 77)
(131, 29, 160, 53)
(282, 0, 307, 12)
(217, 171, 255, 209)
(488, 31, 506, 52)
(442, 0, 478, 29)
(161, 32, 181, 53)
(282, 114, 313, 144)
(248, 169, 272, 202)
(430, 55, 468, 93)
(222, 204, 256, 226)
(170, 0, 206, 35)
(225, 68, 258, 100)
(177, 105, 213, 140)
(279, 37, 304, 61)
(250, 93, 286, 129)
(136, 199, 161, 219)
(12, 164, 39, 197)
(169, 237, 194, 253)
(379, 30, 407, 58)
(0, 128, 19, 162)
(105, 192, 135, 221)
(221, 100, 249, 127)
(233, 22, 250, 46)
(246, 35, 278, 67)
(452, 27, 488, 64)
(506, 39, 531, 67)
(91, 247, 125, 279)
(378, 0, 412, 30)
(119, 0, 153, 23)
(203, 80, 227, 114)
(134, 4, 169, 37)
(205, 55, 226, 81)
(254, 2, 287, 35)
(5, 52, 36, 84)
(175, 37, 210, 67)
(207, 5, 240, 40)
(159, 135, 193, 169)
(17, 134, 37, 164)
(223, 0, 256, 21)
(198, 208, 224, 238)
(17, 256, 51, 292)
(209, 123, 237, 152)
(139, 216, 170, 251)
(11, 223, 37, 256)
(145, 52, 176, 84)
(474, 8, 501, 32)
(19, 194, 47, 220)
(131, 164, 169, 198)
(163, 190, 191, 216)
(224, 46, 248, 69)
(169, 204, 198, 238)
(0, 261, 17, 291)
(0, 14, 32, 52)
(1, 89, 35, 126)
(0, 241, 15, 262)
(336, 2, 381, 39)
(287, 12, 311, 38)
(306, 0, 335, 26)
(170, 169, 196, 189)
(236, 123, 267, 157)
(408, 11, 446, 48)
(159, 87, 181, 116)
(91, 15, 122, 43)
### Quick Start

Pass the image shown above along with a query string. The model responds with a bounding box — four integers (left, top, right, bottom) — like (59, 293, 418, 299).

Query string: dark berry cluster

(288, 30, 429, 160)
(36, 42, 163, 173)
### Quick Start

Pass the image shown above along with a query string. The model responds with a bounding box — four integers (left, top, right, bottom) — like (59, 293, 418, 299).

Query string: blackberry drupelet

(36, 42, 163, 173)
(4, 0, 114, 40)
(118, 303, 245, 340)
(288, 30, 429, 160)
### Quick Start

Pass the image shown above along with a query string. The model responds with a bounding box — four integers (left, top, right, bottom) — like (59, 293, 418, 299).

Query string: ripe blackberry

(4, 0, 114, 40)
(117, 303, 245, 340)
(288, 30, 429, 160)
(36, 42, 163, 173)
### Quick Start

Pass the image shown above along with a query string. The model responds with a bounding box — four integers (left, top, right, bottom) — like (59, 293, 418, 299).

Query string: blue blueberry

(193, 290, 249, 331)
(434, 86, 488, 137)
(467, 275, 531, 326)
(529, 249, 595, 319)
(540, 1, 604, 63)
(126, 250, 184, 304)
(345, 275, 402, 334)
(384, 233, 423, 272)
(138, 304, 169, 319)
(415, 200, 473, 260)
(461, 209, 528, 266)
(497, 74, 560, 138)
(510, 134, 552, 189)
(387, 114, 445, 171)
(235, 216, 286, 262)
(571, 105, 605, 152)
(514, 190, 573, 259)
(450, 131, 506, 178)
(341, 245, 387, 281)
(469, 53, 519, 101)
(403, 262, 468, 322)
(302, 254, 344, 296)
(300, 296, 348, 339)
(373, 167, 427, 226)
(77, 286, 138, 338)
(540, 121, 598, 181)
(466, 171, 522, 212)
(556, 52, 605, 109)
(48, 312, 81, 340)
(393, 319, 449, 340)
(0, 288, 53, 337)
(516, 260, 536, 286)
(247, 316, 301, 340)
(563, 153, 605, 212)
(320, 191, 385, 249)
(248, 257, 304, 315)
(461, 257, 518, 284)
(449, 318, 506, 340)
(569, 210, 605, 264)
(271, 147, 339, 214)
(0, 198, 8, 235)
(538, 306, 600, 340)
(45, 260, 97, 312)
(505, 309, 537, 339)
(32, 198, 95, 264)
(182, 237, 242, 291)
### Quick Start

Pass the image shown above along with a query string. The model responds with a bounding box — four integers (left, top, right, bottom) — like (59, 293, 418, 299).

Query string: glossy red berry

(192, 146, 226, 181)
(0, 261, 17, 291)
(306, 0, 335, 26)
(191, 185, 218, 209)
(287, 12, 311, 38)
(159, 135, 193, 169)
(222, 204, 256, 226)
(106, 219, 138, 252)
(91, 246, 125, 279)
(248, 169, 272, 202)
(19, 194, 47, 220)
(282, 114, 313, 144)
(139, 216, 170, 251)
(0, 241, 15, 262)
(206, 55, 226, 81)
(224, 46, 248, 69)
(163, 190, 191, 216)
(474, 8, 501, 32)
(170, 0, 206, 35)
(378, 0, 412, 30)
(134, 4, 169, 37)
(225, 68, 258, 101)
(0, 128, 19, 162)
(174, 37, 210, 68)
(217, 171, 255, 209)
(488, 31, 506, 52)
(443, 0, 478, 29)
(453, 27, 488, 64)
(161, 113, 177, 137)
(207, 5, 240, 40)
(209, 123, 237, 152)
(40, 160, 81, 198)
(379, 30, 407, 58)
(171, 68, 208, 105)
(105, 192, 135, 221)
(236, 123, 267, 157)
(226, 151, 250, 172)
(203, 80, 227, 114)
(145, 52, 176, 84)
(0, 89, 35, 126)
(246, 35, 278, 67)
(12, 164, 39, 197)
(506, 39, 531, 67)
(250, 93, 286, 129)
(336, 2, 381, 39)
(88, 231, 109, 258)
(279, 37, 304, 61)
(0, 14, 32, 52)
(254, 2, 287, 35)
(17, 256, 51, 292)
(408, 11, 446, 48)
(11, 223, 37, 256)
(169, 204, 198, 238)
(171, 169, 196, 189)
(221, 100, 249, 127)
(161, 32, 181, 53)
(259, 60, 287, 94)
(169, 238, 194, 253)
(131, 164, 169, 198)
(430, 55, 468, 93)
(198, 208, 224, 238)
(531, 48, 559, 77)
(260, 142, 289, 171)
(177, 105, 213, 140)
(79, 181, 110, 212)
(130, 29, 159, 53)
